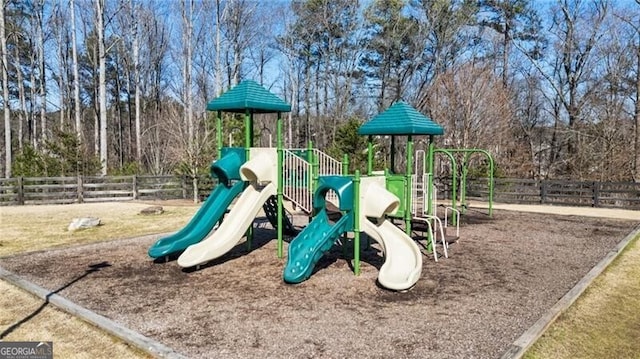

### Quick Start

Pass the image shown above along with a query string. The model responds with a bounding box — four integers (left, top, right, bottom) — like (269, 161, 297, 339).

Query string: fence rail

(2, 175, 639, 210)
(0, 175, 192, 206)
(466, 178, 640, 210)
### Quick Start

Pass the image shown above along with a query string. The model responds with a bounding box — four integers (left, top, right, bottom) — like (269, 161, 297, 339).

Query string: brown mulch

(0, 209, 637, 359)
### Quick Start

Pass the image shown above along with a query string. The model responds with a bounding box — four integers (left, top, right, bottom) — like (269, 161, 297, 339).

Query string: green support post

(244, 110, 251, 160)
(461, 161, 468, 214)
(306, 140, 314, 220)
(353, 170, 361, 276)
(432, 148, 495, 220)
(306, 140, 313, 188)
(427, 136, 435, 216)
(405, 135, 413, 236)
(426, 136, 435, 250)
(367, 136, 373, 175)
(216, 111, 222, 158)
(312, 153, 319, 192)
(244, 109, 252, 250)
(342, 154, 349, 175)
(277, 112, 284, 258)
(433, 149, 458, 225)
(390, 136, 396, 173)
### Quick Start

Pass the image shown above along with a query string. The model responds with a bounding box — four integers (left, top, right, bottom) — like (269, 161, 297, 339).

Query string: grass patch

(524, 232, 640, 359)
(0, 201, 199, 358)
(0, 202, 198, 257)
(0, 281, 152, 359)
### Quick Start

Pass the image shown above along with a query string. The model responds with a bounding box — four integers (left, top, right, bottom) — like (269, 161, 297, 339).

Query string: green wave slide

(283, 208, 353, 283)
(147, 180, 244, 259)
(148, 149, 246, 259)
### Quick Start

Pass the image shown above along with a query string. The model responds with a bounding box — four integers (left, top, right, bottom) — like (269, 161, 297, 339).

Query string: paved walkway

(469, 202, 639, 221)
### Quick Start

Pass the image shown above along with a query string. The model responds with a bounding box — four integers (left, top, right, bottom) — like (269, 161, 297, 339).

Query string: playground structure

(147, 81, 494, 291)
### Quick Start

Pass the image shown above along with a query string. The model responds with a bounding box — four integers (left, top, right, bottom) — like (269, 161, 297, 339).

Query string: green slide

(148, 150, 245, 259)
(148, 181, 244, 259)
(283, 208, 353, 283)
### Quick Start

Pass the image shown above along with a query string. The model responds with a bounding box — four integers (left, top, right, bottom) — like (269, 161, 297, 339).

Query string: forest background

(1, 0, 639, 185)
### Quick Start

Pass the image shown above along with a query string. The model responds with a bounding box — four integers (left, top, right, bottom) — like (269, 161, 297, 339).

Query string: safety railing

(411, 173, 432, 216)
(283, 149, 343, 213)
(283, 149, 313, 213)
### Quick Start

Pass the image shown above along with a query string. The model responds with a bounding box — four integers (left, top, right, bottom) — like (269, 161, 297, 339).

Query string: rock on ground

(139, 206, 164, 216)
(67, 217, 101, 232)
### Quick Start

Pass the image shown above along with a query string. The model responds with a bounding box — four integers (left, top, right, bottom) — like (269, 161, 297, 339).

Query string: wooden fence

(464, 178, 640, 210)
(0, 175, 216, 206)
(1, 175, 639, 210)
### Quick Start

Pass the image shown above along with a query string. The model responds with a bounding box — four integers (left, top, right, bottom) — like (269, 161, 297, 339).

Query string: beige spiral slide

(359, 178, 423, 291)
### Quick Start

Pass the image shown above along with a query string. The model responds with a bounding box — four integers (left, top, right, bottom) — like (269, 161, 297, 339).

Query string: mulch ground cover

(0, 209, 636, 358)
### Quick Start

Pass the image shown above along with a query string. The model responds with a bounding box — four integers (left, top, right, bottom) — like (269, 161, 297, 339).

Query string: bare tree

(1, 0, 10, 177)
(516, 0, 609, 177)
(214, 0, 226, 96)
(71, 0, 82, 139)
(222, 0, 258, 87)
(427, 64, 511, 150)
(618, 1, 640, 181)
(94, 0, 108, 175)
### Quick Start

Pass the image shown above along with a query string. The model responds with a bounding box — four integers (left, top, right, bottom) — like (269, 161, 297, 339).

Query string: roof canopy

(358, 101, 444, 136)
(206, 80, 291, 113)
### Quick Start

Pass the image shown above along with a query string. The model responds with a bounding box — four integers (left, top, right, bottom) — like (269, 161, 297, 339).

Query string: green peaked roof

(358, 101, 444, 136)
(206, 80, 291, 113)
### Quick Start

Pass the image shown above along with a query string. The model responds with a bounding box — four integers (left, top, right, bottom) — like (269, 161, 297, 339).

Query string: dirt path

(0, 209, 636, 358)
(470, 202, 639, 221)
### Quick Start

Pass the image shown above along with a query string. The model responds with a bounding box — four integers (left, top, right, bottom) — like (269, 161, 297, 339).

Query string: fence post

(592, 181, 600, 207)
(182, 175, 188, 200)
(132, 175, 138, 200)
(17, 177, 24, 205)
(540, 180, 547, 204)
(77, 176, 84, 203)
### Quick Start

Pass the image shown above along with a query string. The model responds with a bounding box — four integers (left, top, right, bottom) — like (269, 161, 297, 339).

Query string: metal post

(245, 109, 252, 250)
(312, 153, 319, 192)
(367, 136, 373, 175)
(354, 170, 361, 276)
(390, 136, 396, 173)
(342, 154, 349, 175)
(427, 136, 435, 216)
(405, 135, 413, 236)
(461, 162, 468, 215)
(306, 140, 313, 221)
(216, 111, 222, 158)
(277, 112, 284, 258)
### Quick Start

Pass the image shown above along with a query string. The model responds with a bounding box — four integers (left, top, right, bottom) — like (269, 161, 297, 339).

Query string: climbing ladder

(411, 150, 460, 260)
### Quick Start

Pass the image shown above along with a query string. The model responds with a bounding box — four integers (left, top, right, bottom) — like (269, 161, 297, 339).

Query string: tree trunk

(502, 24, 510, 88)
(95, 0, 108, 175)
(131, 0, 141, 163)
(56, 7, 66, 131)
(0, 0, 11, 177)
(13, 46, 27, 151)
(37, 0, 47, 143)
(635, 40, 640, 182)
(182, 0, 194, 144)
(215, 0, 223, 96)
(71, 0, 82, 140)
(30, 62, 37, 148)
